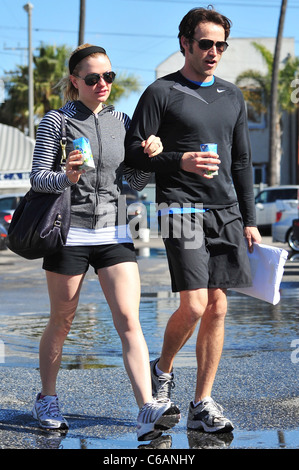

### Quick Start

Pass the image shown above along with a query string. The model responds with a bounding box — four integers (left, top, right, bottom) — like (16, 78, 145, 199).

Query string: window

(255, 188, 299, 204)
(0, 197, 15, 211)
(242, 88, 266, 129)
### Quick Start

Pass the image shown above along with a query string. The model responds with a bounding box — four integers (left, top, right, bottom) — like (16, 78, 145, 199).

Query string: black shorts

(42, 243, 137, 276)
(161, 205, 252, 292)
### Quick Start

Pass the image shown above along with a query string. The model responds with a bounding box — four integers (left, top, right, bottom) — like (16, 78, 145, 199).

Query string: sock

(193, 396, 211, 407)
(155, 363, 173, 379)
(40, 393, 57, 399)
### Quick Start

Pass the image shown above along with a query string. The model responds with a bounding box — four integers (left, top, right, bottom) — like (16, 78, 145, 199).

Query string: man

(125, 7, 261, 433)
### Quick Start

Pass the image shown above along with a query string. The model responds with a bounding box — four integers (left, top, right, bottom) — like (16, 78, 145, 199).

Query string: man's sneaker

(187, 397, 234, 433)
(32, 393, 69, 430)
(150, 358, 175, 401)
(137, 399, 181, 441)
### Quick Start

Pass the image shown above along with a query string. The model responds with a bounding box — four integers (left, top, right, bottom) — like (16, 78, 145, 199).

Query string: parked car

(0, 193, 24, 230)
(272, 199, 299, 252)
(0, 223, 8, 251)
(255, 185, 299, 231)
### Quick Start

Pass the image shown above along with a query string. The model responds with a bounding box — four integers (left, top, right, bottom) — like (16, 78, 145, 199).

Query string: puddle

(0, 284, 298, 369)
(135, 247, 166, 258)
(25, 428, 299, 450)
(1, 248, 298, 450)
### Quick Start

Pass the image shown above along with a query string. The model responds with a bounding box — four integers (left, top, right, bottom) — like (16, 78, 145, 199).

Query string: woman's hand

(65, 150, 85, 184)
(141, 135, 163, 157)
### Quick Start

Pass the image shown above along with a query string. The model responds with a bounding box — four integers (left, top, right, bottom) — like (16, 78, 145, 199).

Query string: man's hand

(244, 226, 262, 253)
(180, 151, 221, 178)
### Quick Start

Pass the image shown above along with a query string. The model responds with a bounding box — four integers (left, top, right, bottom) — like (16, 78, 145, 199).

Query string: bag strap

(59, 111, 67, 165)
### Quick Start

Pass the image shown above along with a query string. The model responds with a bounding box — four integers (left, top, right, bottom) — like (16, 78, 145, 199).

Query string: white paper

(231, 243, 288, 305)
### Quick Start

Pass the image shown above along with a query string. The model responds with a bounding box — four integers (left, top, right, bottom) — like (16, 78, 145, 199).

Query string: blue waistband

(158, 207, 209, 216)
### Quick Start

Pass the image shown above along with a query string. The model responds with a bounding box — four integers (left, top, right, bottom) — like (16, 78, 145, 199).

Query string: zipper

(93, 113, 102, 229)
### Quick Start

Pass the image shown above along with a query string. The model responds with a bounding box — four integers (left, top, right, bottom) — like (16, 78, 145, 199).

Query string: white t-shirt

(65, 225, 133, 246)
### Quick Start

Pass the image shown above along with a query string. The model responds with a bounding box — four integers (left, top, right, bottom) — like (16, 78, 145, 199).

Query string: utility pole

(78, 0, 86, 45)
(23, 2, 34, 139)
(269, 0, 287, 186)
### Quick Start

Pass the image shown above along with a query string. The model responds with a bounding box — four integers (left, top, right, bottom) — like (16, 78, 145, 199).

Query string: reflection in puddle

(27, 428, 299, 449)
(136, 247, 166, 258)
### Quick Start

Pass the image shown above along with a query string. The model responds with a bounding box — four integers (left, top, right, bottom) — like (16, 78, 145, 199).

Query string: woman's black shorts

(43, 243, 137, 276)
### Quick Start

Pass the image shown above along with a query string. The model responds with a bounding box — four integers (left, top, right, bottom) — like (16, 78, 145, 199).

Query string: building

(155, 37, 298, 187)
(0, 123, 34, 193)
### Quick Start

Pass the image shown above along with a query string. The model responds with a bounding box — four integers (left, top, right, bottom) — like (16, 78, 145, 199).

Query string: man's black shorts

(43, 243, 137, 276)
(161, 205, 252, 292)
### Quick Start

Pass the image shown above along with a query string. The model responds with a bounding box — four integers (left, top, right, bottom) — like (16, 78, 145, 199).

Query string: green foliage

(108, 72, 140, 105)
(0, 44, 141, 135)
(236, 41, 299, 115)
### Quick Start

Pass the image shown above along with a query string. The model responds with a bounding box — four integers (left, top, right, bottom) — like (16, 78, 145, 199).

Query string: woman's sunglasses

(75, 71, 116, 86)
(192, 38, 229, 53)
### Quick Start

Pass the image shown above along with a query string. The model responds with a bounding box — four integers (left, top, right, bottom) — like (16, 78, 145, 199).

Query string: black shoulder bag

(6, 112, 71, 260)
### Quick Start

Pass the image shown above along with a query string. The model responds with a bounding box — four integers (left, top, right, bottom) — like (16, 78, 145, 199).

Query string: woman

(30, 44, 180, 441)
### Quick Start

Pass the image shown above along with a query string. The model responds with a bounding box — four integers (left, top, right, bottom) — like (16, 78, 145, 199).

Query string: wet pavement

(0, 236, 298, 455)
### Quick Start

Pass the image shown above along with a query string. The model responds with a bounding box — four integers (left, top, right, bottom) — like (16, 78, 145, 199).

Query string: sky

(0, 0, 298, 118)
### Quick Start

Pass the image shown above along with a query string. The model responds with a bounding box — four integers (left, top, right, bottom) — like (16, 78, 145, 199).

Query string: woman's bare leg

(39, 271, 85, 396)
(98, 262, 152, 408)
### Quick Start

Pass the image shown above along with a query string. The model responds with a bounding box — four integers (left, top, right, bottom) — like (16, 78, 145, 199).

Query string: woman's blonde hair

(57, 43, 109, 103)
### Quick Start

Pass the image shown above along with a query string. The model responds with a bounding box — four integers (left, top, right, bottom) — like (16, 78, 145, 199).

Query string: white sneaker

(32, 393, 69, 430)
(187, 397, 234, 433)
(137, 399, 180, 441)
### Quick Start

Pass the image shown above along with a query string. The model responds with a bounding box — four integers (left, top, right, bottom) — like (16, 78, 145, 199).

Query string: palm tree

(269, 0, 288, 186)
(0, 64, 29, 132)
(236, 42, 299, 185)
(0, 44, 71, 131)
(0, 44, 141, 135)
(34, 44, 71, 116)
(108, 71, 140, 105)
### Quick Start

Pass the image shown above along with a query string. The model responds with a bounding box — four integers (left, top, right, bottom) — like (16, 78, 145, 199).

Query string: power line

(125, 0, 298, 7)
(0, 25, 174, 39)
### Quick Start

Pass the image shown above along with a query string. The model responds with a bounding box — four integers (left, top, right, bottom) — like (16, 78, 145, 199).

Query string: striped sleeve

(123, 165, 152, 191)
(112, 110, 152, 191)
(30, 110, 72, 193)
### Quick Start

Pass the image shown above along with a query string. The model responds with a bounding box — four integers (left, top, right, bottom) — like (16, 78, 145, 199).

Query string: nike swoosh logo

(217, 89, 226, 93)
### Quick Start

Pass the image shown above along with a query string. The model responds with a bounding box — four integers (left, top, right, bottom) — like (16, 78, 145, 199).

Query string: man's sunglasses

(192, 38, 229, 53)
(75, 71, 116, 86)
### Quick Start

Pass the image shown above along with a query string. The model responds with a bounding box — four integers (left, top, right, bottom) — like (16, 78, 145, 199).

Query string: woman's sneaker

(187, 397, 234, 433)
(137, 399, 181, 441)
(32, 393, 69, 430)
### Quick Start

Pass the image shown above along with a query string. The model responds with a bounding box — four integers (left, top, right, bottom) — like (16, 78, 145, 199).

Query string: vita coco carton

(73, 137, 95, 171)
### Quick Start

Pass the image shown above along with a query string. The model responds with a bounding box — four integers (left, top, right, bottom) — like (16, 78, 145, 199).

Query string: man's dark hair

(178, 5, 232, 55)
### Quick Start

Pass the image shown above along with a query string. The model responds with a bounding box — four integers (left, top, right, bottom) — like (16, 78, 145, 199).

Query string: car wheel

(287, 229, 299, 252)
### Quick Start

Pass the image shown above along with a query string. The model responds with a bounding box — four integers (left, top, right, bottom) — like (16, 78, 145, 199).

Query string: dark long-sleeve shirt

(125, 71, 256, 227)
